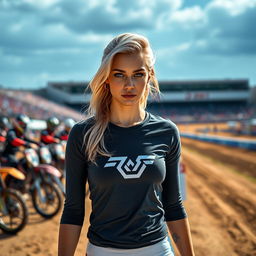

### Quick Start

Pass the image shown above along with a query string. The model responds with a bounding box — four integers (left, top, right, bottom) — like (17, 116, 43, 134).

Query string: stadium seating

(0, 90, 83, 121)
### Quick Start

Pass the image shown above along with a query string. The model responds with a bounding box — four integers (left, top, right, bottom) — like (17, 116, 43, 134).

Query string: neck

(109, 106, 146, 128)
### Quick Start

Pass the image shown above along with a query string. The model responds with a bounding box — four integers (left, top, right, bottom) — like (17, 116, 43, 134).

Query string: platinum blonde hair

(83, 33, 159, 164)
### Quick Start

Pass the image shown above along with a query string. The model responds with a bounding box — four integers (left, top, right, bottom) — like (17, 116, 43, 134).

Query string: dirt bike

(48, 142, 65, 178)
(0, 166, 28, 234)
(6, 147, 63, 219)
(39, 145, 65, 196)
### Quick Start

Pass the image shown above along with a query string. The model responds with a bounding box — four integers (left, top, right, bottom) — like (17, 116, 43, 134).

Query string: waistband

(86, 236, 174, 256)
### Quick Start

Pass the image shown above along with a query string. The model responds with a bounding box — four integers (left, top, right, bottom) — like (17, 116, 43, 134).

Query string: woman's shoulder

(70, 116, 96, 137)
(148, 112, 179, 133)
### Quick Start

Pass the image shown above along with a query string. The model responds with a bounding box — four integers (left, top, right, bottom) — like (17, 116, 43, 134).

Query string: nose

(124, 76, 135, 88)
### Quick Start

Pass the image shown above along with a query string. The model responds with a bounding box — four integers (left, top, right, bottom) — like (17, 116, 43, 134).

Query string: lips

(122, 95, 136, 99)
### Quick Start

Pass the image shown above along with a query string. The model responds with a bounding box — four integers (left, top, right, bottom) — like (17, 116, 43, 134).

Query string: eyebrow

(111, 68, 146, 73)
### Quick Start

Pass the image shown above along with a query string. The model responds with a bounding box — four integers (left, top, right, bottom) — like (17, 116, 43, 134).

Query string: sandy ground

(1, 138, 256, 256)
(181, 138, 256, 256)
(179, 123, 256, 140)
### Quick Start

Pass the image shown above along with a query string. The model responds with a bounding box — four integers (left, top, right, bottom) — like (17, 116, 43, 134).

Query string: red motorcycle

(6, 147, 63, 219)
(39, 145, 65, 196)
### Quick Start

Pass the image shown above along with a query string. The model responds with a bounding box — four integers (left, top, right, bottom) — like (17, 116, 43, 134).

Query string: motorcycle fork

(0, 190, 13, 215)
(53, 175, 65, 195)
(45, 173, 65, 197)
(31, 176, 47, 204)
(0, 193, 8, 215)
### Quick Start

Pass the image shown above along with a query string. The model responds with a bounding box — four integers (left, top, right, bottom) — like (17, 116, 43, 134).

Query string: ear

(105, 78, 110, 84)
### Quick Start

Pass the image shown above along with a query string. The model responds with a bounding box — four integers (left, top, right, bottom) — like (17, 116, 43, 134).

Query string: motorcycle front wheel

(31, 182, 62, 219)
(0, 188, 28, 234)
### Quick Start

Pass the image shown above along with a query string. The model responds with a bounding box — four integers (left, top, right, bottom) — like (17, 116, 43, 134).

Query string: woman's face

(106, 52, 150, 108)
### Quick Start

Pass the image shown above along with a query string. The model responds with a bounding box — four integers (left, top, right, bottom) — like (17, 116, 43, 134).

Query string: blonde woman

(58, 33, 195, 256)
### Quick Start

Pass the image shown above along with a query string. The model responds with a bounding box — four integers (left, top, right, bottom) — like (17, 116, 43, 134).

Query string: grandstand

(0, 89, 83, 121)
(148, 79, 251, 122)
(46, 79, 252, 123)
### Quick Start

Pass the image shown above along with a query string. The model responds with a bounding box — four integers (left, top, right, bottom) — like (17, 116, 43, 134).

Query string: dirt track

(179, 122, 256, 140)
(1, 138, 256, 256)
(181, 138, 256, 256)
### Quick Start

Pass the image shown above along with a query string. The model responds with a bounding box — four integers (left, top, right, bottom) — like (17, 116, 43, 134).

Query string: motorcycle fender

(36, 164, 62, 178)
(0, 167, 25, 180)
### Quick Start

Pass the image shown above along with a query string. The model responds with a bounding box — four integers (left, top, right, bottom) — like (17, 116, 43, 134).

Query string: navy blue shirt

(60, 111, 187, 249)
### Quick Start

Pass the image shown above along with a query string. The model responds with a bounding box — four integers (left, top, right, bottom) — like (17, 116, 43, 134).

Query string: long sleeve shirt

(60, 111, 187, 249)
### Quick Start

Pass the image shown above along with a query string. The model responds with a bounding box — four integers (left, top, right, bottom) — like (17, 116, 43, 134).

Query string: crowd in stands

(147, 102, 254, 123)
(0, 89, 83, 121)
(1, 89, 254, 124)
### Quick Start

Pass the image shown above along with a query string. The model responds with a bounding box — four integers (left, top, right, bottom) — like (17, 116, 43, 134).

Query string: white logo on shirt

(104, 155, 156, 179)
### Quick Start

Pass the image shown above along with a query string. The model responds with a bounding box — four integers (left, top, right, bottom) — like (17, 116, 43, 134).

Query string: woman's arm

(167, 218, 195, 256)
(162, 123, 195, 255)
(58, 123, 88, 255)
(58, 224, 82, 256)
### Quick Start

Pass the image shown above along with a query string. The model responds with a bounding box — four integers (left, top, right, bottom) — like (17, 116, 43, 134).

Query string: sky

(0, 0, 256, 89)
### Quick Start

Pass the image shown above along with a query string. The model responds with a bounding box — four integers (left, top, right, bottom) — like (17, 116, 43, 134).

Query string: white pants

(86, 237, 174, 256)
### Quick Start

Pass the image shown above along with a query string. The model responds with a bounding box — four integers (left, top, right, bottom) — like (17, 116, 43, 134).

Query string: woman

(58, 33, 195, 256)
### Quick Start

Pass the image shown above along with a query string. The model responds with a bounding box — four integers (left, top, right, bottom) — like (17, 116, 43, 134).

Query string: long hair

(83, 33, 159, 164)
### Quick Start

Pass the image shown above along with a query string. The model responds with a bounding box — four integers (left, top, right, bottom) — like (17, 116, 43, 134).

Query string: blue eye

(134, 73, 145, 77)
(114, 73, 124, 77)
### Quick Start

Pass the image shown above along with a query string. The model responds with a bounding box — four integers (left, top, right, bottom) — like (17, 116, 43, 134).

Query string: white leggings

(86, 237, 174, 256)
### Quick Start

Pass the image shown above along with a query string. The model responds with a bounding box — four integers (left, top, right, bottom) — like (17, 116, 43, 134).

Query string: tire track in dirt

(183, 179, 237, 256)
(182, 138, 256, 233)
(182, 145, 256, 256)
(181, 137, 256, 179)
(183, 149, 256, 234)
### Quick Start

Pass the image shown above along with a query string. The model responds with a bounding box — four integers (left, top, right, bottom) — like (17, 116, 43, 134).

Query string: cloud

(44, 0, 182, 33)
(159, 0, 256, 56)
(208, 0, 256, 16)
(193, 0, 256, 55)
(155, 42, 191, 59)
(0, 0, 183, 57)
(169, 6, 206, 28)
(0, 0, 182, 34)
(0, 0, 182, 69)
(0, 0, 256, 88)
